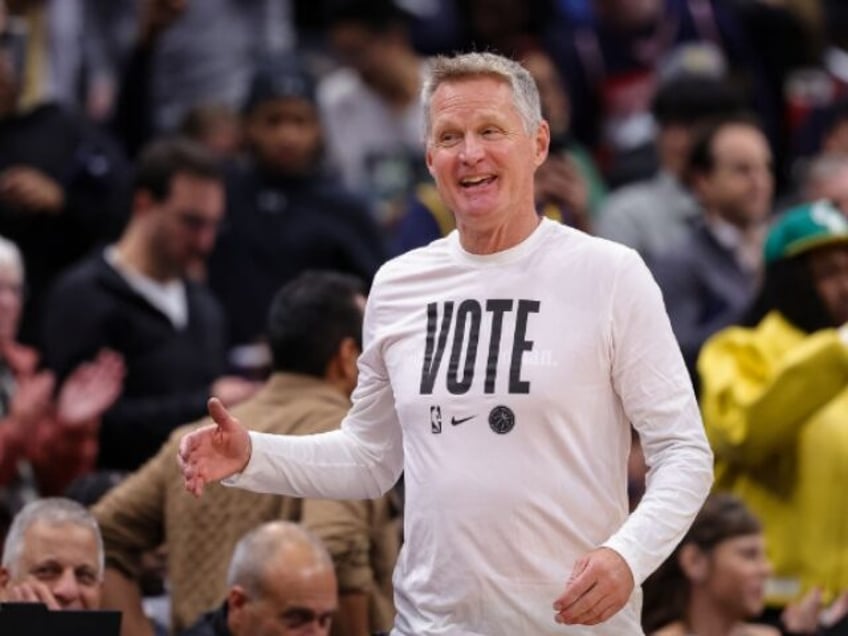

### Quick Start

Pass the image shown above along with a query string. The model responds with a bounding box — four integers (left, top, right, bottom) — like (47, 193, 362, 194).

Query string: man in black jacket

(41, 137, 257, 471)
(207, 53, 388, 375)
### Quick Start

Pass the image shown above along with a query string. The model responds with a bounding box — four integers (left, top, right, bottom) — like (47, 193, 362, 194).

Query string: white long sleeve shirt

(227, 218, 713, 635)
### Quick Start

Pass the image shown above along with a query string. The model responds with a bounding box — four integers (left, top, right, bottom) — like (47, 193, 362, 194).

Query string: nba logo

(430, 405, 442, 434)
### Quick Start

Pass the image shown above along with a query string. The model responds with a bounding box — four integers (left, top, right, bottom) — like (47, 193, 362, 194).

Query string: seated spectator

(642, 493, 778, 636)
(698, 200, 848, 622)
(0, 236, 124, 539)
(651, 115, 774, 382)
(0, 497, 103, 610)
(180, 521, 337, 636)
(207, 52, 386, 371)
(40, 137, 257, 472)
(94, 271, 398, 636)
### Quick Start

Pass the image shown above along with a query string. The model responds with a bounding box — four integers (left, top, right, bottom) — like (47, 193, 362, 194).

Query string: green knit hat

(764, 200, 848, 264)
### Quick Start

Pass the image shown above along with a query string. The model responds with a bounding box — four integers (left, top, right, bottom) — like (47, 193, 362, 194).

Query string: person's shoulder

(374, 236, 454, 282)
(48, 251, 108, 296)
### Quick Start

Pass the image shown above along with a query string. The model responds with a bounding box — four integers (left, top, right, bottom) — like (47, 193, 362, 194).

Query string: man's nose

(458, 133, 484, 164)
(50, 569, 81, 607)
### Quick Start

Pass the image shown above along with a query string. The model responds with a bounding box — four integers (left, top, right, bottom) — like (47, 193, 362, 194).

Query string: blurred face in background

(700, 533, 772, 621)
(695, 123, 774, 229)
(244, 97, 322, 177)
(144, 173, 224, 279)
(808, 244, 848, 325)
(330, 21, 410, 91)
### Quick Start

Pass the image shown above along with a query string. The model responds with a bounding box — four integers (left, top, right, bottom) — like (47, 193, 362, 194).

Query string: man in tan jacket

(92, 271, 399, 636)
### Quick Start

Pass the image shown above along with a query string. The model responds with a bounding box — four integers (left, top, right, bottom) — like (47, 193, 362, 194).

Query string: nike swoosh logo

(451, 415, 475, 426)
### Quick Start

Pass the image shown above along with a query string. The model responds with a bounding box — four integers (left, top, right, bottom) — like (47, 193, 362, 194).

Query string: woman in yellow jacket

(698, 200, 848, 621)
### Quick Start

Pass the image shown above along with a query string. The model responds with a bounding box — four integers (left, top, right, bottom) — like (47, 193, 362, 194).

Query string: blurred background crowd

(2, 0, 848, 634)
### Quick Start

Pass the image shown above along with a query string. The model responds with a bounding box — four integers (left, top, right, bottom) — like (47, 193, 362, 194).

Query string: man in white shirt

(179, 51, 713, 635)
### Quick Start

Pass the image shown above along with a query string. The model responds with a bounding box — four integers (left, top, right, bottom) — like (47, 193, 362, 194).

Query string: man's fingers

(554, 558, 593, 611)
(558, 592, 616, 626)
(555, 579, 597, 623)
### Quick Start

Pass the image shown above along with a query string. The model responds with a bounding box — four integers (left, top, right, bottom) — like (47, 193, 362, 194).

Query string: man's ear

(678, 543, 709, 584)
(534, 120, 551, 168)
(324, 335, 360, 394)
(226, 586, 249, 631)
(0, 566, 11, 589)
(339, 336, 360, 371)
(425, 143, 436, 178)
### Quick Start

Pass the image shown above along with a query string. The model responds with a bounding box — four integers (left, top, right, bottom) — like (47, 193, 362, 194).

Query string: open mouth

(459, 175, 497, 189)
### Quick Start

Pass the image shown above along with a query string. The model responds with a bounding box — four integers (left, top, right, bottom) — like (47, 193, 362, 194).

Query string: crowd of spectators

(2, 0, 848, 634)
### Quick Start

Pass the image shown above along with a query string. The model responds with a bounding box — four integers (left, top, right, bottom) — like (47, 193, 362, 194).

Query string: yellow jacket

(698, 311, 848, 605)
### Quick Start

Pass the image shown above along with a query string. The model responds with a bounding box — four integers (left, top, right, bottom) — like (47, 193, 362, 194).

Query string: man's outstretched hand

(178, 397, 252, 497)
(553, 547, 634, 626)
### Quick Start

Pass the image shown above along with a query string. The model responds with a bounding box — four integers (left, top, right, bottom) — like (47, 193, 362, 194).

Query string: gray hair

(0, 235, 24, 279)
(2, 498, 104, 579)
(421, 51, 543, 138)
(226, 521, 332, 599)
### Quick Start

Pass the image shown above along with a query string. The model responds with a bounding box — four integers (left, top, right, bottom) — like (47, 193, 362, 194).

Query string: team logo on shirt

(488, 405, 515, 434)
(428, 407, 516, 434)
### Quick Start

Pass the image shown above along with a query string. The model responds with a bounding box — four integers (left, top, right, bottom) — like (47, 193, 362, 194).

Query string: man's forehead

(23, 522, 99, 561)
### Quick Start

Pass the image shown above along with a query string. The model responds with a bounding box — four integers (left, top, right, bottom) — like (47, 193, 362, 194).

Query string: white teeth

(460, 176, 492, 186)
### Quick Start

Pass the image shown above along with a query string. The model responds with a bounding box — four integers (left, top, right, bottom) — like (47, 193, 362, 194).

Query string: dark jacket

(208, 160, 387, 350)
(41, 252, 227, 470)
(0, 102, 129, 344)
(179, 604, 230, 636)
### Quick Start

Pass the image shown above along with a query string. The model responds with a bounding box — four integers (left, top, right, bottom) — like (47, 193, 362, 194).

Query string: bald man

(180, 521, 338, 636)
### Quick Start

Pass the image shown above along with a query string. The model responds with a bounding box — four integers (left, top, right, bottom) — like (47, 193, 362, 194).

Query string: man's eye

(32, 565, 60, 581)
(76, 570, 98, 586)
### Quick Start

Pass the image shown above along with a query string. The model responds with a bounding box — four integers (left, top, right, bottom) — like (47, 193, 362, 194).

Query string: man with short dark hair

(652, 115, 774, 381)
(596, 74, 745, 260)
(41, 137, 257, 472)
